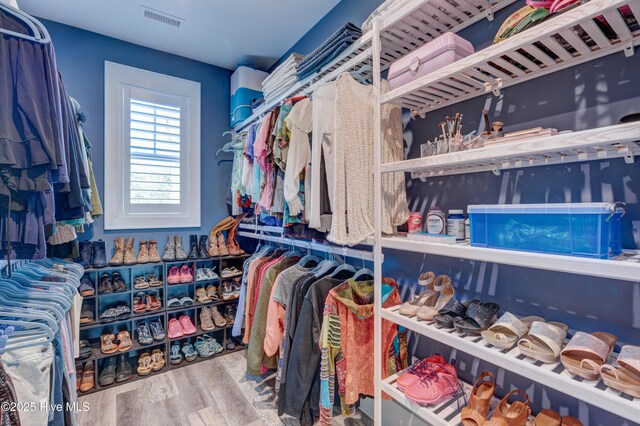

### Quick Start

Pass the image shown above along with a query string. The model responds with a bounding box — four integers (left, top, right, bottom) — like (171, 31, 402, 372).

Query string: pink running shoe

(179, 265, 193, 283)
(397, 354, 447, 392)
(167, 318, 184, 339)
(179, 315, 197, 335)
(404, 363, 460, 406)
(167, 266, 180, 284)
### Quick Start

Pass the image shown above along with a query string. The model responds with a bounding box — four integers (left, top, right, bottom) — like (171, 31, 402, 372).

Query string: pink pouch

(526, 0, 554, 9)
(388, 32, 474, 90)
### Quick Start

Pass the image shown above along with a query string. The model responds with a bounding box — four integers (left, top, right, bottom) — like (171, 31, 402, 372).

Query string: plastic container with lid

(468, 202, 626, 259)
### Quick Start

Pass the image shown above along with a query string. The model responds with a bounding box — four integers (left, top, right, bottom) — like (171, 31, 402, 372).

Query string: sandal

(116, 331, 133, 352)
(100, 334, 117, 354)
(560, 331, 617, 380)
(196, 287, 210, 303)
(206, 285, 219, 300)
(133, 293, 148, 313)
(79, 362, 95, 392)
(150, 349, 165, 371)
(453, 301, 501, 335)
(517, 321, 568, 363)
(203, 334, 224, 354)
(169, 344, 183, 364)
(415, 275, 455, 321)
(399, 272, 436, 317)
(461, 371, 496, 426)
(167, 298, 181, 308)
(484, 389, 531, 426)
(534, 409, 583, 426)
(137, 353, 153, 376)
(134, 276, 149, 290)
(200, 307, 216, 331)
(194, 336, 214, 357)
(433, 299, 478, 329)
(600, 345, 640, 398)
(482, 313, 544, 349)
(221, 267, 242, 278)
(182, 342, 198, 361)
(148, 274, 163, 287)
(179, 296, 194, 306)
(146, 291, 162, 311)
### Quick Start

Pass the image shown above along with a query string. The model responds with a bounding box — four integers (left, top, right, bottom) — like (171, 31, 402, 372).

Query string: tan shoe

(200, 307, 215, 331)
(137, 240, 149, 264)
(208, 217, 235, 256)
(124, 238, 137, 265)
(226, 216, 245, 256)
(147, 240, 161, 263)
(109, 237, 125, 266)
(210, 307, 227, 328)
(217, 233, 229, 257)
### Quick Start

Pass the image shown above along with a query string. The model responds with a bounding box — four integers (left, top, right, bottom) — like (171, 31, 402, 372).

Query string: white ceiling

(18, 0, 341, 70)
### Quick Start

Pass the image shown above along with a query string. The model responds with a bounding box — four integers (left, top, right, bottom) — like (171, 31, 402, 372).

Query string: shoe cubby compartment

(95, 268, 132, 295)
(131, 263, 164, 289)
(132, 314, 166, 349)
(132, 288, 164, 316)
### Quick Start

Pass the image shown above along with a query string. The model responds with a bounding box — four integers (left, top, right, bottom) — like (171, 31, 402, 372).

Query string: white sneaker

(195, 268, 207, 281)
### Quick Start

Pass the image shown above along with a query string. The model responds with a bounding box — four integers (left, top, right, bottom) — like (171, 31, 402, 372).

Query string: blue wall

(276, 1, 640, 425)
(41, 19, 233, 255)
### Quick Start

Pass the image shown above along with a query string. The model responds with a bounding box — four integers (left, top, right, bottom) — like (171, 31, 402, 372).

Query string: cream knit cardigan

(327, 73, 409, 245)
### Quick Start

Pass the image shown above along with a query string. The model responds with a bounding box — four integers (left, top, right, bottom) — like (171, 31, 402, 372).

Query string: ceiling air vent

(140, 6, 183, 28)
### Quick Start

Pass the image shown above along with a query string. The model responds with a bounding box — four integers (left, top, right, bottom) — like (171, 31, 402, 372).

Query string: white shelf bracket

(485, 79, 503, 96)
(486, 7, 495, 21)
(624, 40, 635, 57)
(624, 152, 635, 164)
(492, 167, 501, 176)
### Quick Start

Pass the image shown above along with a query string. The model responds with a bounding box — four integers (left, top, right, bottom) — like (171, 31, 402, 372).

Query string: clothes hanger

(297, 254, 321, 268)
(353, 267, 374, 281)
(328, 263, 356, 280)
(0, 3, 50, 43)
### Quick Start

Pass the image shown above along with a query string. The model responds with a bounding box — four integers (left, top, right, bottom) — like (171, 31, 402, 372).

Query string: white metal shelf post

(372, 17, 384, 426)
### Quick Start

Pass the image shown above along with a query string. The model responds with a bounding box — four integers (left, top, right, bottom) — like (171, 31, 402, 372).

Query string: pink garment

(264, 274, 287, 357)
(253, 112, 273, 171)
(251, 257, 282, 321)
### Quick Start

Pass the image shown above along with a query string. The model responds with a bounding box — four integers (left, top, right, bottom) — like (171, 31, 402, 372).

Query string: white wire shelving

(383, 306, 640, 423)
(381, 122, 640, 179)
(370, 0, 640, 425)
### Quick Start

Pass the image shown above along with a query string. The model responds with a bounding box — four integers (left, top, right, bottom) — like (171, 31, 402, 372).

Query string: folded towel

(262, 53, 304, 87)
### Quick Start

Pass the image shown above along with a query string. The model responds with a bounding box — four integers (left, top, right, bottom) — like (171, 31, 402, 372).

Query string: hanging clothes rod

(236, 231, 375, 261)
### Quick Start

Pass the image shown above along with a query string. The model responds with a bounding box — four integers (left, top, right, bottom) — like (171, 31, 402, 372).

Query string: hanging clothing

(319, 278, 407, 426)
(283, 98, 313, 219)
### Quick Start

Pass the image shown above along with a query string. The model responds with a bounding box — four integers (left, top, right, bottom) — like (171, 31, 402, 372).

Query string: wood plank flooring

(78, 350, 373, 426)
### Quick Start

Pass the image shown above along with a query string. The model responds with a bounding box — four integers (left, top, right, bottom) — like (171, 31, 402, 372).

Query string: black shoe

(99, 357, 117, 386)
(115, 355, 132, 383)
(188, 235, 199, 259)
(79, 340, 93, 360)
(92, 240, 108, 268)
(78, 241, 93, 268)
(98, 273, 113, 294)
(198, 235, 209, 259)
(111, 272, 127, 293)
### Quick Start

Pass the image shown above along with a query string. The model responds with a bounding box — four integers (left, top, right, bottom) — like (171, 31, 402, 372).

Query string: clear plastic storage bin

(468, 203, 625, 259)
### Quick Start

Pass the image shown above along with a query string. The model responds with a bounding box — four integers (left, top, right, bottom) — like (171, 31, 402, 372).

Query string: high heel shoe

(416, 275, 455, 321)
(399, 272, 436, 317)
(461, 371, 496, 426)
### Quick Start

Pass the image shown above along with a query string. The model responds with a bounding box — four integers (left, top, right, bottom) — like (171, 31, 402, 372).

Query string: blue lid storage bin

(468, 203, 625, 259)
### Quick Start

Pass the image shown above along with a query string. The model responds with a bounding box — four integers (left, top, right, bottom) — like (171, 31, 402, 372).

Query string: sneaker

(204, 267, 219, 280)
(403, 363, 459, 406)
(98, 273, 113, 294)
(210, 307, 227, 328)
(79, 276, 95, 297)
(112, 272, 127, 292)
(149, 319, 166, 341)
(222, 282, 234, 301)
(179, 265, 193, 283)
(179, 315, 197, 335)
(224, 305, 236, 325)
(397, 354, 447, 392)
(231, 278, 241, 298)
(200, 307, 216, 331)
(167, 318, 184, 339)
(136, 322, 154, 345)
(167, 266, 180, 284)
(195, 268, 207, 282)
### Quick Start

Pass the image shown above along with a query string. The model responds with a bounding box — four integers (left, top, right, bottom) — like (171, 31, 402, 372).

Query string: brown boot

(217, 233, 229, 257)
(124, 238, 137, 265)
(147, 240, 161, 263)
(226, 217, 245, 256)
(137, 240, 149, 264)
(109, 237, 125, 266)
(208, 217, 234, 257)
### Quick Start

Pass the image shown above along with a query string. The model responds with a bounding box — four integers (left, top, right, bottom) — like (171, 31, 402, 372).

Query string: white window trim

(104, 61, 201, 230)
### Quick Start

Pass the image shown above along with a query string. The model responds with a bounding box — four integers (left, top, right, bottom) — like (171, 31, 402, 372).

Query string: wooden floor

(77, 350, 373, 426)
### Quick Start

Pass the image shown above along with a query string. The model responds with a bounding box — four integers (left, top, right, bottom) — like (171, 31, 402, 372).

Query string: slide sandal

(433, 299, 478, 329)
(453, 301, 500, 335)
(560, 331, 617, 380)
(517, 321, 568, 363)
(481, 313, 544, 349)
(600, 345, 640, 398)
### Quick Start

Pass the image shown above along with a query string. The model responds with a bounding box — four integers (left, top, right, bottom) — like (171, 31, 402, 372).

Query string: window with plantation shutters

(104, 62, 201, 230)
